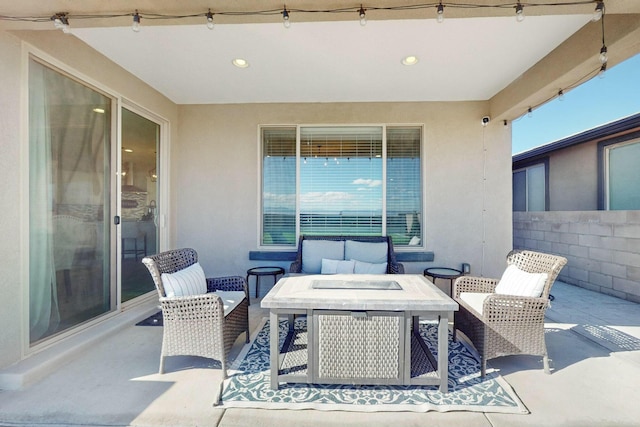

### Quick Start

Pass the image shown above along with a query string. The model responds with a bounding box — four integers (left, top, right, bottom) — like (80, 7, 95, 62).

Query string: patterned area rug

(220, 318, 528, 413)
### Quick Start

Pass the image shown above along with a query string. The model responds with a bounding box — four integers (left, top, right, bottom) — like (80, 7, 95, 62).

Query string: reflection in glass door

(28, 58, 113, 344)
(120, 108, 159, 302)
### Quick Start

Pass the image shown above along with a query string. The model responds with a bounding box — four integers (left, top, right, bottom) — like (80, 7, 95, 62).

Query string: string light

(2, 2, 609, 26)
(282, 6, 290, 29)
(592, 1, 604, 22)
(599, 45, 608, 64)
(206, 9, 214, 30)
(132, 11, 140, 32)
(527, 107, 533, 118)
(358, 5, 367, 26)
(515, 2, 525, 22)
(436, 2, 445, 24)
(598, 3, 608, 64)
(598, 62, 607, 78)
(51, 13, 70, 33)
(558, 89, 565, 101)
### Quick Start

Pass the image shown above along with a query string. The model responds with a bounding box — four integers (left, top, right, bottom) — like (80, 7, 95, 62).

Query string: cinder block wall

(513, 211, 640, 303)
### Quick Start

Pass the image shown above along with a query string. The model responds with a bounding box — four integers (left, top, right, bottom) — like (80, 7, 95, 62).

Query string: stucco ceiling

(71, 14, 592, 104)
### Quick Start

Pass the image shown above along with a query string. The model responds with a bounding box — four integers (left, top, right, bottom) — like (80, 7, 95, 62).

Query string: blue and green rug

(220, 318, 528, 413)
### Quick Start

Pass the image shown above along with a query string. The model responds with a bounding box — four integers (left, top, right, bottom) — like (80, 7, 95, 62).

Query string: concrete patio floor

(1, 281, 640, 427)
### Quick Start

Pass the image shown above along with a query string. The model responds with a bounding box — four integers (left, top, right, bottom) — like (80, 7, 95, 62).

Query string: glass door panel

(29, 58, 112, 344)
(120, 108, 159, 302)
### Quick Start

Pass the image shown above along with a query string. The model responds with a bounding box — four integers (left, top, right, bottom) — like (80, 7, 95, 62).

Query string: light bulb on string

(206, 10, 214, 30)
(132, 11, 141, 32)
(527, 107, 533, 118)
(52, 14, 71, 33)
(436, 3, 444, 24)
(599, 63, 607, 79)
(515, 2, 525, 22)
(282, 6, 291, 29)
(592, 1, 604, 22)
(558, 89, 565, 101)
(599, 45, 608, 64)
(358, 5, 367, 26)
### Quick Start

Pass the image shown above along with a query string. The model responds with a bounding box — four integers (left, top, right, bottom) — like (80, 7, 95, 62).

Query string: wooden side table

(424, 267, 463, 297)
(246, 266, 285, 302)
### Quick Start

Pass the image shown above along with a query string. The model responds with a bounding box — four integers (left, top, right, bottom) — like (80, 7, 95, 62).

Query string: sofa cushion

(495, 264, 548, 298)
(352, 259, 387, 274)
(160, 262, 207, 297)
(321, 258, 355, 274)
(301, 240, 345, 274)
(344, 240, 388, 264)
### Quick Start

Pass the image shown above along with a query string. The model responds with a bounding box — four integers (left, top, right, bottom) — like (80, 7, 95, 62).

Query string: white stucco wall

(0, 31, 25, 369)
(176, 103, 513, 282)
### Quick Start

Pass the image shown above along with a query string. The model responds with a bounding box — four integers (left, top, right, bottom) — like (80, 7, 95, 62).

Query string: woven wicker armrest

(207, 276, 248, 293)
(483, 294, 549, 318)
(159, 293, 225, 319)
(289, 261, 302, 273)
(453, 276, 498, 298)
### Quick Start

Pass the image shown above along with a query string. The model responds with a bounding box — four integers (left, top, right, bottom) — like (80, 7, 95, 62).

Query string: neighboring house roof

(513, 112, 640, 164)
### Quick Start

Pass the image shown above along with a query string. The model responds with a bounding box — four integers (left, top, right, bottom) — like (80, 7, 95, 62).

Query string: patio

(1, 281, 639, 427)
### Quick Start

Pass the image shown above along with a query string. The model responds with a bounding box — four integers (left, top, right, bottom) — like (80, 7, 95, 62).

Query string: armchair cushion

(352, 259, 388, 274)
(302, 240, 345, 273)
(321, 258, 355, 274)
(495, 264, 548, 298)
(459, 292, 492, 315)
(345, 240, 388, 264)
(160, 262, 207, 297)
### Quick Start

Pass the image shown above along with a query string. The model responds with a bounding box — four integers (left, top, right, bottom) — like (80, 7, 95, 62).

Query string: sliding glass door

(29, 57, 113, 344)
(120, 108, 159, 302)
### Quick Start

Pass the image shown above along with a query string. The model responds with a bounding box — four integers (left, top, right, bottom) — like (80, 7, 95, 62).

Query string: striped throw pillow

(160, 262, 207, 297)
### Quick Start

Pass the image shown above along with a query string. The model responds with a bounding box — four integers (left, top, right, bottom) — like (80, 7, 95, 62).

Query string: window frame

(258, 124, 425, 250)
(598, 131, 640, 210)
(512, 158, 549, 212)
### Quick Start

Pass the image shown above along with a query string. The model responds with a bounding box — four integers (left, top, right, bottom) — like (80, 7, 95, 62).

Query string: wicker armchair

(453, 250, 567, 377)
(142, 248, 249, 378)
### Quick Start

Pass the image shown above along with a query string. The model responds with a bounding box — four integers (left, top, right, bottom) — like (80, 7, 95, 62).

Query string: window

(261, 125, 423, 247)
(604, 138, 640, 210)
(513, 163, 546, 211)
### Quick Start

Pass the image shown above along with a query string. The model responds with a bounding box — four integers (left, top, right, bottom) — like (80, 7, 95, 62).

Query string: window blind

(386, 127, 422, 245)
(300, 126, 383, 236)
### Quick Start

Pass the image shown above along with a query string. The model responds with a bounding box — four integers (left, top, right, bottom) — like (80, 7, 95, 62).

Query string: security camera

(481, 116, 491, 126)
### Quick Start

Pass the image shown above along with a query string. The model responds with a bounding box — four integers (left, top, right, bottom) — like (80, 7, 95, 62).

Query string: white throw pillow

(321, 258, 355, 274)
(160, 262, 207, 297)
(344, 240, 388, 264)
(301, 240, 345, 274)
(495, 264, 548, 298)
(408, 236, 421, 246)
(352, 259, 388, 274)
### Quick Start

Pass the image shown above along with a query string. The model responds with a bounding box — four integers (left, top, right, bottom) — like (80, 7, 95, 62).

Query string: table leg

(438, 313, 449, 393)
(270, 311, 280, 390)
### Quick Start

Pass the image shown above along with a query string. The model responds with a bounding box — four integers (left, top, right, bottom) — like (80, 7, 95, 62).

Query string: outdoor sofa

(289, 235, 404, 274)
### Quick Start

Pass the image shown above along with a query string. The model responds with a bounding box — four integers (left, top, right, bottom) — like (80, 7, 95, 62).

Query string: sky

(512, 53, 640, 154)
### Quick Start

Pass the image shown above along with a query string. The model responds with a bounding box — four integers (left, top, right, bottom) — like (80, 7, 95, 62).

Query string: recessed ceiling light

(123, 148, 133, 153)
(401, 55, 419, 66)
(232, 58, 249, 68)
(92, 107, 105, 114)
